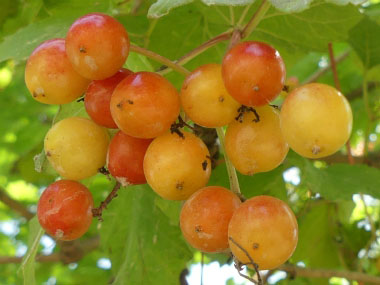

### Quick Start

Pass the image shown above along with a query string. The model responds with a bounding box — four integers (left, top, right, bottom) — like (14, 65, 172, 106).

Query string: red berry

(85, 68, 132, 128)
(107, 131, 152, 185)
(180, 186, 241, 253)
(66, 13, 129, 80)
(110, 72, 180, 139)
(222, 41, 286, 106)
(37, 180, 94, 241)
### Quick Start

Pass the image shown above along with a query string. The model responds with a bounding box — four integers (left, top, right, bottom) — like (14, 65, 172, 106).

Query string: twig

(0, 236, 99, 264)
(278, 264, 380, 284)
(216, 128, 241, 195)
(158, 31, 233, 75)
(241, 0, 271, 39)
(0, 188, 34, 220)
(328, 43, 341, 91)
(159, 0, 271, 75)
(180, 268, 189, 285)
(92, 182, 122, 221)
(262, 270, 275, 284)
(129, 44, 190, 76)
(327, 43, 354, 165)
(302, 50, 350, 84)
(229, 237, 262, 284)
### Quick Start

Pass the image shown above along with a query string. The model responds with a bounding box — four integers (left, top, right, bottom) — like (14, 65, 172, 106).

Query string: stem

(129, 44, 190, 76)
(328, 43, 341, 91)
(216, 127, 241, 195)
(241, 0, 271, 39)
(92, 182, 122, 221)
(0, 236, 100, 264)
(327, 43, 354, 164)
(303, 51, 350, 84)
(278, 264, 380, 284)
(0, 188, 34, 220)
(158, 31, 233, 75)
(229, 237, 261, 284)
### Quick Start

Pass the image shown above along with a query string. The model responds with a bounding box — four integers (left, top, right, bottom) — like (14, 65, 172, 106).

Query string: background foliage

(0, 0, 380, 284)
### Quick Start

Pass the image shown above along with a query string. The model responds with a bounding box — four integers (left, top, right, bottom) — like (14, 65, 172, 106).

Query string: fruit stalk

(92, 181, 122, 220)
(216, 127, 241, 195)
(241, 0, 271, 39)
(130, 44, 190, 76)
(327, 42, 354, 164)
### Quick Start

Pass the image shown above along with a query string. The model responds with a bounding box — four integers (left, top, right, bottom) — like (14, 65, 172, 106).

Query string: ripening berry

(143, 131, 211, 200)
(280, 83, 352, 158)
(180, 63, 240, 127)
(25, 38, 90, 104)
(222, 41, 286, 106)
(66, 13, 129, 80)
(228, 196, 298, 270)
(85, 68, 132, 128)
(110, 72, 180, 139)
(37, 180, 94, 241)
(107, 131, 152, 185)
(225, 106, 288, 175)
(180, 186, 241, 253)
(44, 117, 109, 180)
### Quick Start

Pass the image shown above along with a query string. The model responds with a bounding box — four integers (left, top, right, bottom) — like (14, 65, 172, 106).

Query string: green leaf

(209, 164, 287, 200)
(0, 16, 73, 63)
(100, 185, 192, 285)
(292, 203, 342, 268)
(202, 0, 254, 5)
(19, 216, 44, 285)
(348, 16, 380, 69)
(255, 3, 363, 53)
(43, 0, 110, 16)
(269, 0, 313, 13)
(154, 197, 182, 226)
(148, 0, 254, 18)
(1, 0, 43, 37)
(305, 163, 380, 200)
(326, 0, 363, 5)
(148, 0, 193, 18)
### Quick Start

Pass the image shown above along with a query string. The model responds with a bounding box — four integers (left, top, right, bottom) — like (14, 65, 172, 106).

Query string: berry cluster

(25, 12, 352, 271)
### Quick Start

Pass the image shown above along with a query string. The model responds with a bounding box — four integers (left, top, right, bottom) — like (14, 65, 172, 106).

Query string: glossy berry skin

(222, 41, 286, 106)
(228, 196, 298, 270)
(143, 131, 211, 200)
(180, 186, 241, 253)
(66, 13, 129, 80)
(280, 83, 352, 158)
(25, 38, 90, 104)
(44, 117, 110, 180)
(110, 72, 180, 138)
(85, 68, 132, 128)
(107, 131, 152, 186)
(180, 63, 240, 127)
(225, 106, 288, 175)
(37, 180, 94, 241)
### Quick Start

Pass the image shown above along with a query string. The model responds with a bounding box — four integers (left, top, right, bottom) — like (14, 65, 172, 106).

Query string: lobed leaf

(100, 185, 192, 285)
